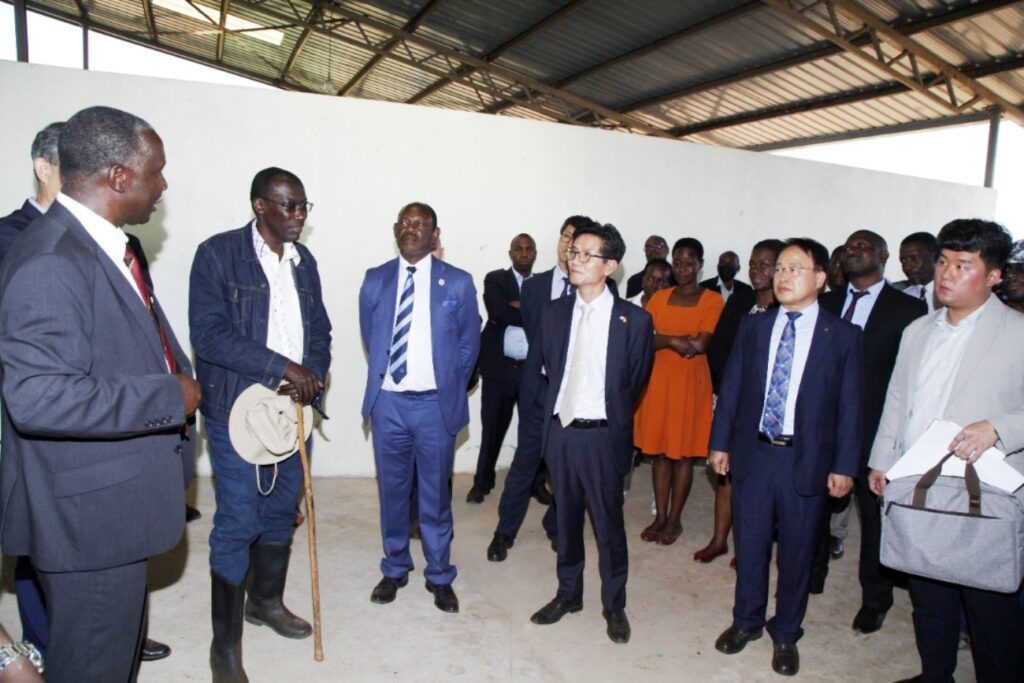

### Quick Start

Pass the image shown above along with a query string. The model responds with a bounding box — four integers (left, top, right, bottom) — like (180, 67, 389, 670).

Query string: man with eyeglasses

(529, 223, 653, 645)
(709, 238, 862, 676)
(189, 167, 332, 682)
(624, 234, 672, 298)
(486, 216, 600, 563)
(360, 202, 479, 615)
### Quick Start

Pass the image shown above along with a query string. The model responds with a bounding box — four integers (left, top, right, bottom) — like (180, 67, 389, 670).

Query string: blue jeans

(206, 419, 303, 583)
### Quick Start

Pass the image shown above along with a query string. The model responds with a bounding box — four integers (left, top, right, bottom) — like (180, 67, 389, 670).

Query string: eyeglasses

(566, 247, 609, 264)
(559, 231, 575, 242)
(261, 198, 313, 214)
(644, 242, 667, 252)
(774, 264, 818, 276)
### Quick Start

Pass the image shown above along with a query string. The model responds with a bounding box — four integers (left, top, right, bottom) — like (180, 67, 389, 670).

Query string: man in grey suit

(868, 218, 1024, 683)
(0, 106, 200, 683)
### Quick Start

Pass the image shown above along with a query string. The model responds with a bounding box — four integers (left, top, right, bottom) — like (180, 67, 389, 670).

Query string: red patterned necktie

(124, 244, 177, 374)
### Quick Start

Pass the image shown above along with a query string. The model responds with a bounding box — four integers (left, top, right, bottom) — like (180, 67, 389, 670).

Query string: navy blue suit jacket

(540, 292, 654, 475)
(709, 305, 864, 496)
(359, 256, 480, 435)
(0, 200, 42, 263)
(479, 267, 524, 381)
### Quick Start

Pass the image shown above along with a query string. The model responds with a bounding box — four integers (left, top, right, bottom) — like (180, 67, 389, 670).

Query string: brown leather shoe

(714, 625, 763, 654)
(772, 642, 799, 676)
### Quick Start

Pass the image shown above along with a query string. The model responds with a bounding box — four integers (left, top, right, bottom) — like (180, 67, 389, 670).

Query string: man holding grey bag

(869, 218, 1024, 683)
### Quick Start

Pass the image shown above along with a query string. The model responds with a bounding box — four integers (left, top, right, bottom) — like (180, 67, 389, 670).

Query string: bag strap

(911, 451, 983, 516)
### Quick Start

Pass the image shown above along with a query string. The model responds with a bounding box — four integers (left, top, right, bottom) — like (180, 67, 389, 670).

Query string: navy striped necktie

(388, 266, 416, 384)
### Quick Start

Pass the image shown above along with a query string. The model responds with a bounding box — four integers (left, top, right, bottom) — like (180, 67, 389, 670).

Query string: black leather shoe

(772, 642, 800, 676)
(425, 581, 459, 613)
(531, 485, 552, 506)
(809, 579, 825, 595)
(466, 486, 486, 504)
(893, 676, 924, 683)
(714, 625, 763, 654)
(530, 596, 583, 625)
(185, 505, 202, 523)
(852, 606, 888, 634)
(602, 609, 631, 644)
(370, 574, 408, 604)
(830, 535, 845, 560)
(487, 533, 514, 562)
(141, 638, 171, 662)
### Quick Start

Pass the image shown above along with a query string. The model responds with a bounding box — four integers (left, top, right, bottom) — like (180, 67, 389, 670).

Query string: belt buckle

(771, 436, 787, 447)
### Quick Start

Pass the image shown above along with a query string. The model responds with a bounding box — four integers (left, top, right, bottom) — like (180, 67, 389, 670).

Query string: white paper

(885, 419, 1024, 494)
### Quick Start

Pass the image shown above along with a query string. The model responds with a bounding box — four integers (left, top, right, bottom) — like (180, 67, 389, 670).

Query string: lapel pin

(619, 315, 627, 324)
(438, 278, 446, 287)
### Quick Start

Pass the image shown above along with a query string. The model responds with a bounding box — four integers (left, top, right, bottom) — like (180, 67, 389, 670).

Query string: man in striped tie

(359, 202, 480, 613)
(707, 238, 863, 677)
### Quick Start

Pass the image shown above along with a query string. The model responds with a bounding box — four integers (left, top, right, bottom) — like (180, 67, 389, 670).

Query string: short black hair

(672, 237, 704, 261)
(849, 229, 888, 252)
(936, 218, 1012, 271)
(509, 232, 535, 248)
(561, 215, 595, 234)
(752, 239, 786, 258)
(643, 258, 672, 276)
(573, 222, 626, 262)
(59, 106, 154, 187)
(31, 122, 63, 165)
(397, 201, 437, 227)
(783, 237, 830, 271)
(901, 231, 938, 256)
(250, 167, 304, 201)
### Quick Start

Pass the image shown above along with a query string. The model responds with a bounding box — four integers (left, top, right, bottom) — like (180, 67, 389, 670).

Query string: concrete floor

(0, 465, 977, 682)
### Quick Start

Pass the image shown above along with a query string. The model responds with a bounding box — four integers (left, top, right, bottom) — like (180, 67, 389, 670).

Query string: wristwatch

(0, 640, 44, 674)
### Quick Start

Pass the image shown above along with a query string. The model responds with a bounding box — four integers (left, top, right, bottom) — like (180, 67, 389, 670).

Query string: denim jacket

(189, 224, 332, 424)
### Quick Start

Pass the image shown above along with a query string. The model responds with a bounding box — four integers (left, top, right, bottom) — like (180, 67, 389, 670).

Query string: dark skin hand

(176, 374, 202, 416)
(278, 361, 324, 405)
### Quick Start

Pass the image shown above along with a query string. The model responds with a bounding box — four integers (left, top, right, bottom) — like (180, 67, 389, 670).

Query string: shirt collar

(56, 192, 128, 264)
(251, 219, 301, 265)
(577, 283, 614, 313)
(936, 295, 989, 332)
(847, 278, 885, 298)
(398, 253, 432, 273)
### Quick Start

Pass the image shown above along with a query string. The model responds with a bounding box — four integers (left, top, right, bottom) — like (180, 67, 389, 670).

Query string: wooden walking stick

(295, 404, 324, 661)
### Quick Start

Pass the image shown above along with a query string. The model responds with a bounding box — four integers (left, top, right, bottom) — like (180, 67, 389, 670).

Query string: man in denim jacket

(189, 167, 331, 683)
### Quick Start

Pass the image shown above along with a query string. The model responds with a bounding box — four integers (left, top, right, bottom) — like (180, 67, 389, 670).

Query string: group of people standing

(0, 103, 1021, 683)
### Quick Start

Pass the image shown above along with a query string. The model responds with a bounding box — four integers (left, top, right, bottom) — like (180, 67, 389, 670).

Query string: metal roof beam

(620, 0, 1018, 114)
(215, 0, 229, 62)
(280, 1, 325, 82)
(670, 53, 1024, 138)
(761, 0, 1024, 125)
(405, 0, 594, 105)
(336, 0, 444, 97)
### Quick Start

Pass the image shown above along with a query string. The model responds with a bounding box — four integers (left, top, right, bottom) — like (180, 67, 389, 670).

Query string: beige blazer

(869, 294, 1024, 472)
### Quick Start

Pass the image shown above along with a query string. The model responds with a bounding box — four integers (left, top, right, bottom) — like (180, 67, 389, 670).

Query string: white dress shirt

(382, 254, 437, 392)
(548, 265, 572, 302)
(554, 286, 614, 420)
(252, 221, 304, 365)
(904, 281, 936, 313)
(502, 269, 529, 360)
(841, 278, 886, 329)
(761, 302, 820, 435)
(903, 300, 987, 448)
(56, 193, 143, 305)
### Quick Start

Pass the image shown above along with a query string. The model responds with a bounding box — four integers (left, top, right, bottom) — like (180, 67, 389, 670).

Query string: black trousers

(472, 367, 520, 492)
(545, 419, 627, 611)
(37, 559, 148, 683)
(909, 575, 1024, 683)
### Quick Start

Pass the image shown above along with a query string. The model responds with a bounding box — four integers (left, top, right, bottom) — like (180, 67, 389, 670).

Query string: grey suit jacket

(869, 295, 1024, 473)
(0, 201, 193, 573)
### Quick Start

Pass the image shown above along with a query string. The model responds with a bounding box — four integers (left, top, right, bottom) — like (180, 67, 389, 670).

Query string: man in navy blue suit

(359, 202, 480, 613)
(485, 215, 596, 562)
(466, 233, 536, 504)
(709, 238, 862, 676)
(528, 223, 653, 644)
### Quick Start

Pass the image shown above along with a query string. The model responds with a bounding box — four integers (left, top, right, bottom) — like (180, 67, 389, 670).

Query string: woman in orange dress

(634, 238, 723, 545)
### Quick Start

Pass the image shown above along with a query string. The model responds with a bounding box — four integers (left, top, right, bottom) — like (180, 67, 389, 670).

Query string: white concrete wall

(0, 61, 996, 477)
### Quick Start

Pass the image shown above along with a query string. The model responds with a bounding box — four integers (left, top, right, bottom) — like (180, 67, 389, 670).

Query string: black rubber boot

(244, 542, 312, 639)
(211, 572, 248, 683)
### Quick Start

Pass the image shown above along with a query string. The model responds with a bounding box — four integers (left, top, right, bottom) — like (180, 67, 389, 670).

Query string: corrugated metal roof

(11, 0, 1024, 149)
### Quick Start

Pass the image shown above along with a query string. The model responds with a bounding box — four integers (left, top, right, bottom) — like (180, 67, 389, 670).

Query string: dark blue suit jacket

(359, 256, 480, 435)
(709, 305, 863, 496)
(0, 200, 42, 263)
(540, 292, 654, 475)
(479, 267, 524, 381)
